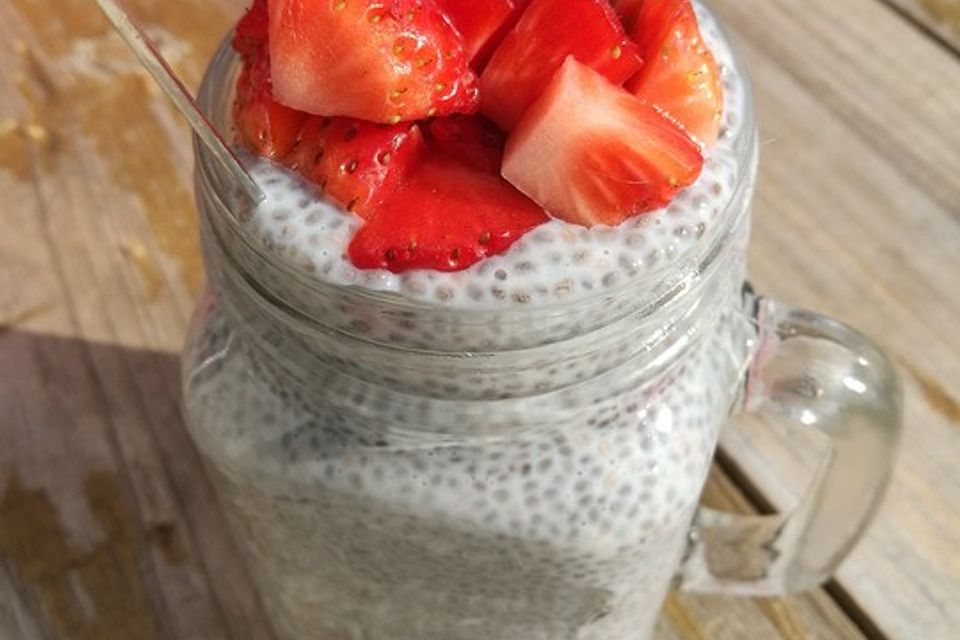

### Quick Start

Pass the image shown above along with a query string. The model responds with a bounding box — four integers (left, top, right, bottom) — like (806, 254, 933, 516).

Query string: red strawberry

(233, 50, 308, 159)
(434, 0, 516, 65)
(348, 154, 548, 272)
(422, 114, 505, 174)
(502, 57, 703, 227)
(609, 0, 644, 32)
(479, 0, 643, 130)
(625, 0, 723, 146)
(233, 44, 424, 217)
(268, 0, 479, 123)
(470, 0, 533, 71)
(285, 116, 425, 219)
(233, 0, 269, 60)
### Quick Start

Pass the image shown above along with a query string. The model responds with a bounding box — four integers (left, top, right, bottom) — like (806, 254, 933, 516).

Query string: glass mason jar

(183, 11, 902, 640)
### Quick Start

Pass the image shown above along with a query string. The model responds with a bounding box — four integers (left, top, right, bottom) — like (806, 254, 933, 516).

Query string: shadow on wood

(0, 329, 275, 640)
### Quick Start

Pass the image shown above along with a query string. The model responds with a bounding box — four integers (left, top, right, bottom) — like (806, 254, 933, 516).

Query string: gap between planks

(713, 449, 890, 640)
(874, 0, 960, 57)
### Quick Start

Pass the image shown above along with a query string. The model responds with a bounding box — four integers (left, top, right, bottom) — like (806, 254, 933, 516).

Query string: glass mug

(183, 9, 902, 640)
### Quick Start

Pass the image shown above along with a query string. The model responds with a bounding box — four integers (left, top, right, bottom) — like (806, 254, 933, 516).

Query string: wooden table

(1, 0, 958, 638)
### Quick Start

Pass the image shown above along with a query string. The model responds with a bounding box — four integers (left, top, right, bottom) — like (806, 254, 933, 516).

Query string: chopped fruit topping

(232, 43, 425, 216)
(232, 0, 723, 270)
(434, 0, 516, 65)
(285, 115, 426, 219)
(471, 0, 533, 71)
(422, 114, 505, 174)
(479, 0, 643, 130)
(608, 0, 644, 32)
(233, 0, 269, 60)
(348, 154, 548, 272)
(234, 49, 308, 159)
(625, 0, 723, 146)
(268, 0, 480, 123)
(502, 57, 703, 227)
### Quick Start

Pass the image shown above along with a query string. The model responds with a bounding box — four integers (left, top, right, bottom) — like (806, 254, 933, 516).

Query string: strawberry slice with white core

(348, 154, 548, 272)
(502, 57, 703, 227)
(479, 0, 644, 130)
(268, 0, 479, 123)
(625, 0, 723, 146)
(231, 36, 425, 218)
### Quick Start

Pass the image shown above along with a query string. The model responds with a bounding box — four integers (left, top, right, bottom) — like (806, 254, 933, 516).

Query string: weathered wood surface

(0, 0, 957, 638)
(708, 0, 960, 637)
(886, 0, 960, 50)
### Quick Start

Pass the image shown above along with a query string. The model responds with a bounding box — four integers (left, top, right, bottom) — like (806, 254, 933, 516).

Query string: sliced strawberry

(609, 0, 644, 32)
(470, 0, 533, 70)
(233, 50, 308, 159)
(502, 57, 703, 227)
(434, 0, 516, 65)
(285, 116, 425, 219)
(625, 0, 723, 146)
(479, 0, 644, 130)
(422, 114, 505, 174)
(268, 0, 479, 123)
(348, 154, 548, 272)
(233, 0, 269, 60)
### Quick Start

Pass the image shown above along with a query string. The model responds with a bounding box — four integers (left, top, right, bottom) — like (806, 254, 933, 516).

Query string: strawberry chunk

(470, 0, 533, 71)
(479, 0, 643, 130)
(233, 0, 269, 60)
(625, 0, 723, 146)
(434, 0, 516, 65)
(608, 0, 644, 32)
(233, 49, 308, 159)
(268, 0, 479, 123)
(502, 57, 703, 227)
(348, 154, 548, 272)
(422, 114, 505, 174)
(233, 42, 425, 217)
(285, 116, 425, 219)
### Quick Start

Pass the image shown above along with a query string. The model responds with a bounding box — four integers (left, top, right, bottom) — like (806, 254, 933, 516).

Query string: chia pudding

(183, 4, 760, 639)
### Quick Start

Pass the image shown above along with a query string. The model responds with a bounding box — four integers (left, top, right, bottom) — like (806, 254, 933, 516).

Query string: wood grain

(710, 0, 960, 637)
(0, 0, 957, 638)
(0, 0, 274, 638)
(885, 0, 960, 51)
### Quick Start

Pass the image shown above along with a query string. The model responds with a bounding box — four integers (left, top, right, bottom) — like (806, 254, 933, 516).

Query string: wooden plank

(884, 0, 960, 52)
(0, 331, 277, 640)
(0, 0, 274, 638)
(708, 0, 960, 637)
(0, 565, 47, 640)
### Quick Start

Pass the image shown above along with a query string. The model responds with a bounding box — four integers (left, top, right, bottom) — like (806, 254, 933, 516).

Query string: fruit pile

(233, 0, 722, 272)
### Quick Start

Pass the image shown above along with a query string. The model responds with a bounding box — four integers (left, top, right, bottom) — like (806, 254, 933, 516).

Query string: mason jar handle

(676, 289, 903, 595)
